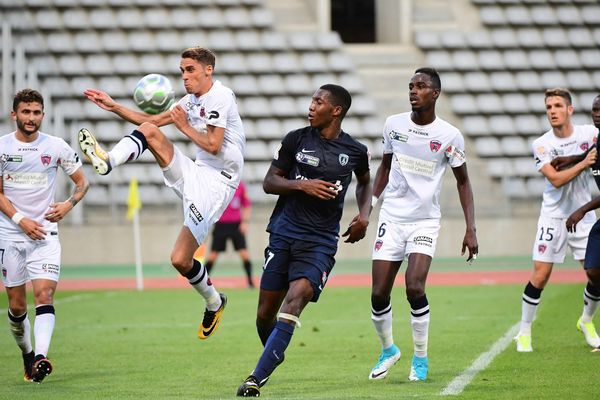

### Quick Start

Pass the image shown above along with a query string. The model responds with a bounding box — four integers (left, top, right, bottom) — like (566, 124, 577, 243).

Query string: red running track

(55, 269, 588, 291)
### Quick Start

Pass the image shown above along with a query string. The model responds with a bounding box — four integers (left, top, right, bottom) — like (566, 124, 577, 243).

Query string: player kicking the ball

(79, 47, 245, 340)
(368, 68, 478, 382)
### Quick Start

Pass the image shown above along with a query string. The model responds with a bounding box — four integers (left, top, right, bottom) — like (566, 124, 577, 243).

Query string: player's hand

(551, 155, 579, 171)
(342, 215, 369, 243)
(566, 209, 585, 232)
(239, 221, 248, 235)
(584, 147, 598, 167)
(170, 104, 190, 132)
(300, 180, 339, 200)
(83, 89, 117, 111)
(461, 228, 478, 264)
(18, 217, 46, 240)
(45, 202, 71, 223)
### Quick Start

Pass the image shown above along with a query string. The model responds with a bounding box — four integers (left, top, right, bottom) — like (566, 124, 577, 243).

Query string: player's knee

(34, 286, 55, 305)
(371, 293, 390, 311)
(170, 253, 190, 274)
(8, 302, 27, 317)
(405, 284, 425, 300)
(587, 269, 600, 287)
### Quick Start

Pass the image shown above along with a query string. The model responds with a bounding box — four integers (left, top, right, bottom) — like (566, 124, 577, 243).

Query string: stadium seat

(491, 28, 519, 49)
(281, 118, 307, 135)
(285, 74, 312, 95)
(269, 96, 297, 117)
(250, 8, 274, 29)
(301, 52, 329, 73)
(489, 115, 516, 136)
(58, 54, 86, 75)
(440, 31, 467, 49)
(46, 32, 75, 53)
(156, 31, 182, 52)
(352, 96, 377, 115)
(18, 32, 46, 54)
(101, 31, 130, 53)
(580, 50, 600, 68)
(288, 32, 316, 51)
(138, 54, 167, 74)
(311, 73, 337, 88)
(241, 97, 272, 118)
(567, 27, 594, 48)
(480, 6, 507, 26)
(487, 158, 513, 178)
(503, 178, 528, 198)
(218, 53, 247, 74)
(478, 50, 506, 71)
(502, 93, 529, 114)
(505, 6, 532, 26)
(556, 5, 583, 26)
(450, 93, 478, 115)
(129, 31, 157, 52)
(317, 32, 343, 51)
(581, 5, 600, 25)
(462, 115, 490, 137)
(62, 8, 90, 30)
(474, 137, 501, 157)
(501, 136, 528, 157)
(273, 53, 300, 74)
(257, 75, 286, 96)
(231, 75, 259, 96)
(260, 31, 288, 52)
(180, 30, 208, 49)
(529, 50, 556, 69)
(516, 28, 544, 49)
(35, 9, 63, 30)
(235, 30, 262, 51)
(542, 28, 570, 48)
(56, 99, 84, 119)
(465, 72, 491, 92)
(208, 30, 237, 52)
(531, 6, 558, 26)
(112, 54, 141, 75)
(197, 8, 225, 29)
(255, 119, 282, 139)
(338, 73, 365, 94)
(526, 177, 546, 196)
(426, 51, 453, 71)
(74, 31, 102, 54)
(540, 70, 567, 88)
(452, 50, 480, 71)
(514, 114, 542, 136)
(489, 71, 516, 92)
(85, 54, 114, 75)
(478, 93, 504, 114)
(43, 77, 72, 97)
(224, 7, 252, 29)
(415, 31, 441, 50)
(246, 53, 274, 74)
(514, 71, 542, 92)
(466, 30, 493, 49)
(116, 8, 144, 29)
(342, 117, 362, 135)
(503, 49, 530, 70)
(70, 76, 97, 97)
(514, 158, 538, 178)
(170, 8, 200, 28)
(441, 72, 463, 93)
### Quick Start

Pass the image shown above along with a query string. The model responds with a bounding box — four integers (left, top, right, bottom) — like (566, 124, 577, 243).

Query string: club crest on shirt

(430, 140, 442, 153)
(2, 267, 7, 278)
(538, 244, 547, 254)
(41, 154, 52, 166)
(199, 107, 206, 118)
(581, 143, 589, 152)
(339, 153, 349, 166)
(374, 239, 383, 251)
(296, 152, 319, 167)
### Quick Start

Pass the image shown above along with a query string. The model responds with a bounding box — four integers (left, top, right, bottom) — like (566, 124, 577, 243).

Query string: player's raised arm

(171, 105, 225, 155)
(83, 88, 173, 127)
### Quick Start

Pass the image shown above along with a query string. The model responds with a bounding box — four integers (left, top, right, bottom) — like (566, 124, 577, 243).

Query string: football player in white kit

(515, 88, 599, 353)
(368, 68, 478, 382)
(78, 47, 245, 340)
(1, 89, 89, 383)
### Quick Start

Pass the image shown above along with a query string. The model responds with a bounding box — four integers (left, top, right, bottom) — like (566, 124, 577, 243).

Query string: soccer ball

(133, 74, 175, 115)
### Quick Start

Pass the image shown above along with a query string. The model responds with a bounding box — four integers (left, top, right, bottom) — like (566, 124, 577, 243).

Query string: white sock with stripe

(109, 130, 149, 166)
(8, 310, 33, 354)
(371, 303, 394, 349)
(34, 305, 55, 357)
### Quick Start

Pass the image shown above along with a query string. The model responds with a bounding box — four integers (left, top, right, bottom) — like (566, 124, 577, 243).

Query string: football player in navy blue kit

(237, 84, 372, 397)
(566, 94, 600, 349)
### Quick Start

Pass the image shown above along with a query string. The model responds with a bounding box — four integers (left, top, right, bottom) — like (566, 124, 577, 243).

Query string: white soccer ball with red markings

(133, 74, 175, 115)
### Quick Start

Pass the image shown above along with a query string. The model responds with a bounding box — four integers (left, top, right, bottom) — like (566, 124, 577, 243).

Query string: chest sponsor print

(296, 152, 320, 167)
(395, 154, 436, 177)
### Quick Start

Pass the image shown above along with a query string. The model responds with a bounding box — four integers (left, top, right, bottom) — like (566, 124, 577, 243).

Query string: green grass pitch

(1, 281, 599, 399)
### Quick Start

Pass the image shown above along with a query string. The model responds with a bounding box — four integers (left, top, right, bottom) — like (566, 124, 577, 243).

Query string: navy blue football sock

(252, 321, 294, 382)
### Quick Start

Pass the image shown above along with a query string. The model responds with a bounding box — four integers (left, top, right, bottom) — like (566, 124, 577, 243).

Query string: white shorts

(0, 239, 61, 287)
(162, 146, 236, 245)
(532, 214, 594, 263)
(371, 217, 440, 261)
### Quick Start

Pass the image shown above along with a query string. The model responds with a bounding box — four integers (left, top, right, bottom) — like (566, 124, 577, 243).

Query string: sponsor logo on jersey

(1, 154, 22, 162)
(414, 235, 433, 247)
(41, 154, 51, 166)
(581, 143, 589, 151)
(2, 172, 48, 187)
(409, 127, 428, 136)
(18, 147, 38, 152)
(536, 146, 546, 155)
(274, 143, 281, 160)
(445, 145, 466, 162)
(295, 152, 319, 167)
(321, 271, 328, 285)
(208, 111, 219, 120)
(42, 263, 60, 275)
(430, 140, 442, 153)
(395, 154, 436, 177)
(374, 239, 383, 251)
(301, 148, 316, 153)
(559, 140, 576, 148)
(339, 153, 349, 166)
(389, 130, 409, 142)
(188, 204, 204, 225)
(538, 244, 547, 254)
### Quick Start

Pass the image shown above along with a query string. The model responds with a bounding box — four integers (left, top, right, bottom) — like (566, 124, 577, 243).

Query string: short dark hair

(13, 88, 44, 111)
(414, 67, 441, 91)
(320, 84, 352, 119)
(544, 87, 572, 106)
(181, 47, 216, 68)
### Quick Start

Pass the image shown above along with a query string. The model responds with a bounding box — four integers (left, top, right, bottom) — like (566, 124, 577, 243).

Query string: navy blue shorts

(584, 220, 600, 269)
(260, 233, 336, 302)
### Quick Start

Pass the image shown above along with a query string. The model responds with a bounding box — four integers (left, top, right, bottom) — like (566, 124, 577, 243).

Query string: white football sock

(371, 304, 394, 349)
(8, 311, 33, 354)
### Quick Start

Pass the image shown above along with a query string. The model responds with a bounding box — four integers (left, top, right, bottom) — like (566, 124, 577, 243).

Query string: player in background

(515, 88, 598, 353)
(368, 67, 478, 382)
(1, 89, 89, 382)
(236, 84, 372, 397)
(564, 94, 600, 349)
(205, 180, 254, 288)
(79, 47, 245, 340)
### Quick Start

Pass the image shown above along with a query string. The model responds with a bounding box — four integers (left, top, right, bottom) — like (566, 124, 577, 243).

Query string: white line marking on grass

(0, 293, 101, 315)
(440, 322, 520, 396)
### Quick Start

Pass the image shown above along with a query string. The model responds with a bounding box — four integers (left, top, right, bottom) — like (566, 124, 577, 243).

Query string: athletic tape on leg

(278, 313, 301, 328)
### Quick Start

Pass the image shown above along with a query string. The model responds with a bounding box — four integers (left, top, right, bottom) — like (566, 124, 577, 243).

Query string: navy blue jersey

(266, 126, 370, 249)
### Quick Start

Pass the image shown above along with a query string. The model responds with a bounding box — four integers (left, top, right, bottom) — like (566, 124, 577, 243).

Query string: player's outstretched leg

(236, 375, 260, 397)
(31, 355, 53, 383)
(577, 317, 600, 348)
(23, 351, 35, 382)
(369, 344, 401, 380)
(78, 128, 112, 175)
(198, 293, 227, 339)
(408, 354, 428, 381)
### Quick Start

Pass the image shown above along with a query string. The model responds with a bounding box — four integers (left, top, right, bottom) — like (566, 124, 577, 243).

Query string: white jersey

(379, 112, 466, 222)
(0, 131, 82, 241)
(532, 124, 597, 218)
(177, 80, 245, 187)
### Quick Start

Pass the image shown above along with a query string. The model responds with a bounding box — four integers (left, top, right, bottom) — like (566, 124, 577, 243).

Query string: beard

(16, 119, 41, 135)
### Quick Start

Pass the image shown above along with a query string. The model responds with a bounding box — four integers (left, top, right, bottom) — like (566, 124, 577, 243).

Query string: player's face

(592, 97, 600, 129)
(308, 89, 339, 129)
(545, 96, 572, 128)
(11, 101, 44, 136)
(408, 73, 438, 111)
(180, 58, 213, 95)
